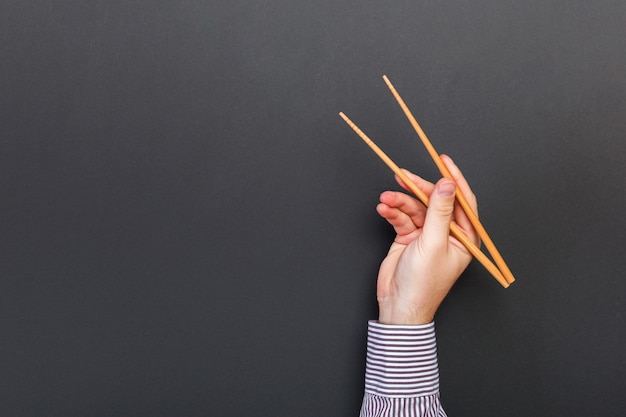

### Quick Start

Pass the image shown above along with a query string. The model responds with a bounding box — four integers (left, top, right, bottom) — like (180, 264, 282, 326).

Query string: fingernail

(438, 181, 456, 196)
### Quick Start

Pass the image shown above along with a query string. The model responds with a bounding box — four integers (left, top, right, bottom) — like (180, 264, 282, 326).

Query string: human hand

(375, 155, 479, 325)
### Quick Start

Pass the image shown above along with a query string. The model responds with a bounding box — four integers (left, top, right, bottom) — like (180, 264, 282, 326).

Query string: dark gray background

(1, 1, 625, 416)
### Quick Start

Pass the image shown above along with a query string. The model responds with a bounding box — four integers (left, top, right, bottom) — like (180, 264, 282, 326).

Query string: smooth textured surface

(1, 1, 625, 416)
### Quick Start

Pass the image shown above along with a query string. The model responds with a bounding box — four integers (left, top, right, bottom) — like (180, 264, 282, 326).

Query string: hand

(375, 155, 479, 325)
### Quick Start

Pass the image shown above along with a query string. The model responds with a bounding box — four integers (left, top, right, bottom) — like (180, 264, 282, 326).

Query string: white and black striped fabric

(359, 321, 447, 417)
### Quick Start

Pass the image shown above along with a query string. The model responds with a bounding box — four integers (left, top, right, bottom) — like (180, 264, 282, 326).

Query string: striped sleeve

(359, 321, 447, 417)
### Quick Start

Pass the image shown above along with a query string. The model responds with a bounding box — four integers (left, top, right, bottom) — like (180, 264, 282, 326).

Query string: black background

(1, 1, 625, 416)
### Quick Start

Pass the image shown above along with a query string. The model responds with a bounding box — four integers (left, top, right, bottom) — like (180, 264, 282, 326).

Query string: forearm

(359, 321, 447, 417)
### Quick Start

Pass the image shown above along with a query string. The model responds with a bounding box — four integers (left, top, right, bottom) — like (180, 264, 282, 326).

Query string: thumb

(421, 179, 457, 250)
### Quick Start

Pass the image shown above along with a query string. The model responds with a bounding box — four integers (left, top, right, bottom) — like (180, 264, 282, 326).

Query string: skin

(376, 154, 480, 325)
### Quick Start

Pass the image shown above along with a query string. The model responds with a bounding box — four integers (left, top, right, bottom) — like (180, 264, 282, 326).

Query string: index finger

(394, 169, 435, 198)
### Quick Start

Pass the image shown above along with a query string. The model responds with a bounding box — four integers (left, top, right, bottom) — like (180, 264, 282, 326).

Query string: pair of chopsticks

(339, 75, 515, 288)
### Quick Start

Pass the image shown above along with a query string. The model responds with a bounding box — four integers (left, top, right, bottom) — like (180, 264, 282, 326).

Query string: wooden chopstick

(382, 75, 515, 285)
(339, 112, 510, 288)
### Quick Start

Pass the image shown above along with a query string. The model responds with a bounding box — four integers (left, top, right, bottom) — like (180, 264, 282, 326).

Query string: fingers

(394, 169, 434, 200)
(393, 157, 475, 212)
(377, 191, 427, 242)
(379, 191, 427, 222)
(380, 158, 479, 248)
(420, 178, 457, 251)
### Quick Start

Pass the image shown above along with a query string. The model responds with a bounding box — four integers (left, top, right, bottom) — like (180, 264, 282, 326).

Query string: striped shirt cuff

(364, 320, 440, 398)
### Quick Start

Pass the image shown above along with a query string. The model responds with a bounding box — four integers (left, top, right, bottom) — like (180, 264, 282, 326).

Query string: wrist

(378, 298, 436, 325)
